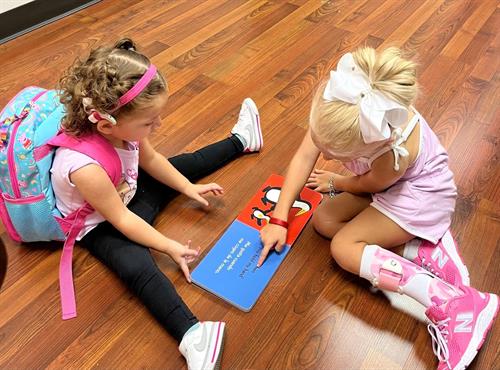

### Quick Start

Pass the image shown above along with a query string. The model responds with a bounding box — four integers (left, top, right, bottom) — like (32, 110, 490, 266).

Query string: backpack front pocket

(1, 193, 65, 242)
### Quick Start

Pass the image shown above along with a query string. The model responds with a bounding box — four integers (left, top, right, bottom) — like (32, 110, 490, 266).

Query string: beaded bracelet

(328, 176, 339, 199)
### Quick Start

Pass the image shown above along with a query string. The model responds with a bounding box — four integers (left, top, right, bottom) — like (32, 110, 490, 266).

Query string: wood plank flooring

(0, 1, 498, 369)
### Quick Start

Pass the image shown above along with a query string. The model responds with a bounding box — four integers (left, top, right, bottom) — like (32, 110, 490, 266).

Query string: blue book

(192, 220, 290, 311)
(191, 174, 321, 311)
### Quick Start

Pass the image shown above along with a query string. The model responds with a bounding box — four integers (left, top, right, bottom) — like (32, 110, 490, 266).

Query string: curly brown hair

(58, 38, 167, 136)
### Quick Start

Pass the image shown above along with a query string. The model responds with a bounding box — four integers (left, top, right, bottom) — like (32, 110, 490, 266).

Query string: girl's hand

(184, 183, 224, 206)
(169, 240, 201, 283)
(258, 224, 288, 267)
(306, 169, 336, 193)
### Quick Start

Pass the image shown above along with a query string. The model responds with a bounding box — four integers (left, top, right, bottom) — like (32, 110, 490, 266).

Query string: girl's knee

(119, 259, 150, 282)
(312, 212, 341, 239)
(330, 235, 352, 271)
(113, 251, 158, 287)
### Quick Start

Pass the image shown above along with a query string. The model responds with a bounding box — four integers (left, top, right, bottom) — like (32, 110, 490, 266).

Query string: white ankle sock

(360, 244, 376, 280)
(402, 274, 433, 306)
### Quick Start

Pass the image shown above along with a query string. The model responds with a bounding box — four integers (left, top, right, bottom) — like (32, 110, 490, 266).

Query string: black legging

(81, 136, 243, 342)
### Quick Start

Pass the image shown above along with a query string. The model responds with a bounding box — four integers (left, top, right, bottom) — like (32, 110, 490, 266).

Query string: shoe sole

(454, 293, 499, 370)
(243, 97, 263, 152)
(441, 231, 470, 286)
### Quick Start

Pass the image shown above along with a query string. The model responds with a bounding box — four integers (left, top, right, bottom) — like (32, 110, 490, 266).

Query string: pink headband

(114, 63, 158, 110)
(83, 64, 158, 124)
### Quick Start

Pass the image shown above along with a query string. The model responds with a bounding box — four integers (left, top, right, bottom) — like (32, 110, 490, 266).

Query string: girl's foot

(426, 286, 498, 370)
(179, 321, 226, 370)
(231, 98, 262, 152)
(404, 230, 470, 287)
(306, 168, 333, 192)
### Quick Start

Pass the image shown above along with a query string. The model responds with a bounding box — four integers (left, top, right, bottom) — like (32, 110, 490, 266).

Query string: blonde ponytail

(353, 46, 418, 107)
(310, 46, 418, 154)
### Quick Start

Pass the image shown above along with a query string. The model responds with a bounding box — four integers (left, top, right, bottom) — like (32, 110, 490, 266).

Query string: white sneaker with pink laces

(231, 98, 263, 152)
(179, 321, 225, 370)
(404, 230, 470, 287)
(426, 287, 498, 370)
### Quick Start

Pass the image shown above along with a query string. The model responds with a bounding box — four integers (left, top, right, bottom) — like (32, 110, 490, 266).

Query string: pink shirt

(51, 142, 139, 240)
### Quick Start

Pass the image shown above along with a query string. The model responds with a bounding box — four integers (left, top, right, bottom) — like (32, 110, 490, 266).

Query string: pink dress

(343, 110, 456, 243)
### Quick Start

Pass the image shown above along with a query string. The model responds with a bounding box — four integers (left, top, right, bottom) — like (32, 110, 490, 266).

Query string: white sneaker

(231, 97, 263, 152)
(179, 321, 225, 370)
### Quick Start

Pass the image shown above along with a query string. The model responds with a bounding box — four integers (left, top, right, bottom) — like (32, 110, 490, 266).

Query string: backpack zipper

(7, 90, 48, 198)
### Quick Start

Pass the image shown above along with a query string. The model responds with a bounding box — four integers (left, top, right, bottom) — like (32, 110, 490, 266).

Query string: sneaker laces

(427, 317, 451, 368)
(420, 257, 440, 278)
(237, 104, 249, 123)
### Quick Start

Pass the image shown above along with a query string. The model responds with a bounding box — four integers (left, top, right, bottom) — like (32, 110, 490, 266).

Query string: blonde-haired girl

(259, 47, 497, 370)
(52, 38, 263, 370)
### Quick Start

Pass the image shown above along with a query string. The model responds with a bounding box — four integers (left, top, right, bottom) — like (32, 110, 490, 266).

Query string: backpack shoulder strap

(49, 132, 122, 186)
(48, 133, 122, 320)
(58, 205, 93, 320)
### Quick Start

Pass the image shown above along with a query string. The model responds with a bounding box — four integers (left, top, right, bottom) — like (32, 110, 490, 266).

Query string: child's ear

(96, 119, 115, 135)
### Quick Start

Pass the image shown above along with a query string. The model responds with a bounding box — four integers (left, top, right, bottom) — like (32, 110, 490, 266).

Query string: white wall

(0, 0, 35, 14)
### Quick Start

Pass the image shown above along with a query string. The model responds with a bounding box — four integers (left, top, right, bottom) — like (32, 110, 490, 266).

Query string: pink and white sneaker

(404, 230, 470, 287)
(426, 286, 498, 370)
(179, 321, 226, 370)
(231, 98, 263, 152)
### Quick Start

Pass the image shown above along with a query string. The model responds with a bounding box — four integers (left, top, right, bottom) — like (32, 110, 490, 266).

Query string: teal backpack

(0, 86, 121, 319)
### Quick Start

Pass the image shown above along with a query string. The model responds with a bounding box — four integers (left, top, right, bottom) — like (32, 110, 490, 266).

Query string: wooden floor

(1, 0, 499, 369)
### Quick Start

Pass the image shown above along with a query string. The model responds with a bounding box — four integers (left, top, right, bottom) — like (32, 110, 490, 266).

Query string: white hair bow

(323, 53, 408, 144)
